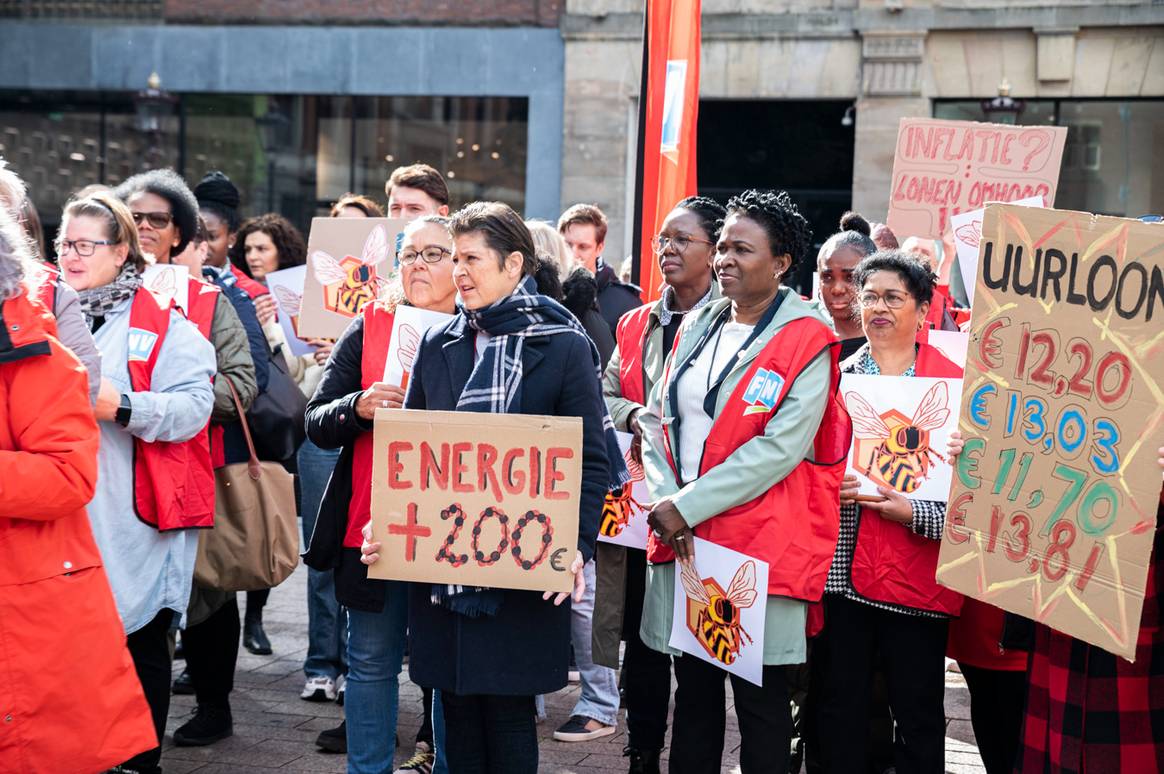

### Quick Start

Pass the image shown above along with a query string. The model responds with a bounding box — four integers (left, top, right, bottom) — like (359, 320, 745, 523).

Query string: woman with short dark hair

(815, 249, 963, 774)
(360, 201, 624, 773)
(114, 168, 201, 264)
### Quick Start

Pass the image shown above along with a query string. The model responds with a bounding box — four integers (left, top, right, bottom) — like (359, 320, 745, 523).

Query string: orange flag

(632, 0, 702, 304)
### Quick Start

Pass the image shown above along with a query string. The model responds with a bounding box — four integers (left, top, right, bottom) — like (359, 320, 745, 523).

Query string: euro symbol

(978, 318, 1008, 370)
(549, 548, 568, 571)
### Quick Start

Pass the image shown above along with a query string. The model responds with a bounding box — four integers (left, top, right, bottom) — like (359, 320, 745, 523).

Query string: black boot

(171, 668, 194, 695)
(243, 616, 272, 655)
(625, 747, 662, 774)
(315, 720, 347, 754)
(173, 705, 233, 746)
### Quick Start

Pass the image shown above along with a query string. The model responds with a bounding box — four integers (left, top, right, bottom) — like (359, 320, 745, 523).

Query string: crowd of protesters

(0, 152, 1162, 774)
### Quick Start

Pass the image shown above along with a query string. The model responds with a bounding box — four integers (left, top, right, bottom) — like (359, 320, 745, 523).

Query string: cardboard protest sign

(142, 264, 189, 312)
(928, 330, 970, 369)
(887, 118, 1066, 240)
(669, 537, 769, 686)
(384, 306, 455, 389)
(367, 409, 583, 594)
(842, 374, 963, 502)
(266, 265, 315, 358)
(936, 204, 1164, 660)
(951, 195, 1044, 306)
(298, 217, 408, 339)
(597, 432, 650, 550)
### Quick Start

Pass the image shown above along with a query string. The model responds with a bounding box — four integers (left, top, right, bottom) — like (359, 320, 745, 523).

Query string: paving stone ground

(162, 565, 987, 773)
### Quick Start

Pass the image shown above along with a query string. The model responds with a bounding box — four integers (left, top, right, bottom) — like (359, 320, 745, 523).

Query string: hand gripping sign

(368, 409, 583, 593)
(936, 204, 1164, 660)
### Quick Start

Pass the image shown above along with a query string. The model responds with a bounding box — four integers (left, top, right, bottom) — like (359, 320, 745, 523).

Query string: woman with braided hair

(638, 190, 849, 773)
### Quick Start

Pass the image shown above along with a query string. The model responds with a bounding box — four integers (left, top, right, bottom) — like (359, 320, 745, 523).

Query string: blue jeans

(346, 581, 409, 774)
(570, 559, 621, 726)
(298, 438, 346, 680)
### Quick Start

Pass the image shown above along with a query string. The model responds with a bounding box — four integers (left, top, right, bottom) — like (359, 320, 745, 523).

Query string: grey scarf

(77, 263, 143, 326)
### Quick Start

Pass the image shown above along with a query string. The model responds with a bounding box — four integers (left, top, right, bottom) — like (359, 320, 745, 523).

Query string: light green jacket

(638, 288, 836, 663)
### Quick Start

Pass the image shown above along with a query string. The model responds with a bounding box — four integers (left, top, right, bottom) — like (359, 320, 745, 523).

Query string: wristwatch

(115, 394, 133, 427)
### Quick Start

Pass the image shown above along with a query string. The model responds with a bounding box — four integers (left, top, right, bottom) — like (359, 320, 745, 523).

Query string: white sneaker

(301, 675, 337, 702)
(336, 674, 347, 705)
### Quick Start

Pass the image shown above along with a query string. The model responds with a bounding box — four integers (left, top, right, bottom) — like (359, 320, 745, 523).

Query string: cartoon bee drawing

(311, 224, 390, 318)
(680, 560, 758, 666)
(599, 446, 646, 538)
(954, 219, 983, 249)
(273, 285, 304, 338)
(845, 381, 950, 494)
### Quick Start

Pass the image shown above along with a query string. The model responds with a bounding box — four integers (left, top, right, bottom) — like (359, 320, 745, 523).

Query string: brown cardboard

(298, 217, 408, 339)
(886, 118, 1067, 240)
(367, 409, 584, 594)
(936, 204, 1164, 660)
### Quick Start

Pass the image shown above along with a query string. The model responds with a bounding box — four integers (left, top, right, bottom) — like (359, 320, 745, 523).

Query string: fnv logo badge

(741, 368, 784, 416)
(127, 328, 158, 362)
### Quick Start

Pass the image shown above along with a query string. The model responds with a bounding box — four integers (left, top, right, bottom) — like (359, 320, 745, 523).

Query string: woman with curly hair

(639, 190, 850, 773)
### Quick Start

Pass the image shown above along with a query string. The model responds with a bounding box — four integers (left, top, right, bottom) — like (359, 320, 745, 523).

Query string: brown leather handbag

(194, 380, 299, 591)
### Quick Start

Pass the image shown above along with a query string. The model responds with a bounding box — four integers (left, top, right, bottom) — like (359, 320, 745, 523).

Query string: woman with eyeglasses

(593, 195, 723, 773)
(813, 250, 963, 774)
(57, 190, 216, 774)
(304, 215, 459, 774)
(638, 190, 850, 774)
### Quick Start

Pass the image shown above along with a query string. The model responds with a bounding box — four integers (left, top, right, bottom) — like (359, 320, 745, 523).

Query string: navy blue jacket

(403, 314, 610, 697)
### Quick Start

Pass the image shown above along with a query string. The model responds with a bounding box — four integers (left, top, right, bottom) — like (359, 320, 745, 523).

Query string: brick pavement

(162, 566, 988, 773)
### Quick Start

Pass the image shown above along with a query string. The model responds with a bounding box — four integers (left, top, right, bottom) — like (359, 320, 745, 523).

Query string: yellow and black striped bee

(312, 224, 390, 318)
(846, 381, 950, 494)
(680, 560, 758, 666)
(599, 443, 646, 538)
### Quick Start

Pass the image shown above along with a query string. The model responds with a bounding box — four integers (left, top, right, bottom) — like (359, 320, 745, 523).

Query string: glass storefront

(935, 99, 1164, 219)
(0, 91, 529, 248)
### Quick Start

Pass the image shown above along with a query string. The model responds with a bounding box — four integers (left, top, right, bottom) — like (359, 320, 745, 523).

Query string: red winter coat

(0, 291, 156, 773)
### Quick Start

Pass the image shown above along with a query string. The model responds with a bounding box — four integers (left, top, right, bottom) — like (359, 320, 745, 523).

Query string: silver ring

(381, 399, 388, 407)
(675, 534, 686, 541)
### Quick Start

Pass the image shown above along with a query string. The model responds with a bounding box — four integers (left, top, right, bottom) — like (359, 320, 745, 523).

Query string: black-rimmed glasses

(56, 238, 115, 257)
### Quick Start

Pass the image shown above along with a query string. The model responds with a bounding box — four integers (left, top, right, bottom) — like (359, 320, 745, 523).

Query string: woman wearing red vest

(57, 190, 216, 774)
(813, 250, 962, 774)
(304, 215, 459, 773)
(0, 204, 158, 774)
(640, 190, 849, 774)
(595, 195, 722, 773)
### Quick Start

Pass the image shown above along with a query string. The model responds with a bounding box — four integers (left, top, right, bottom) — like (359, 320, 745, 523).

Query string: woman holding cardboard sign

(360, 201, 625, 773)
(814, 250, 963, 774)
(303, 214, 458, 773)
(639, 189, 850, 774)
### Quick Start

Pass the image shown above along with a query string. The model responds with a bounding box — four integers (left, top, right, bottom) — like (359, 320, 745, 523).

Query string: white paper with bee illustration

(669, 538, 769, 686)
(265, 265, 315, 357)
(596, 431, 650, 550)
(383, 305, 454, 390)
(142, 264, 188, 312)
(298, 217, 408, 339)
(841, 374, 963, 502)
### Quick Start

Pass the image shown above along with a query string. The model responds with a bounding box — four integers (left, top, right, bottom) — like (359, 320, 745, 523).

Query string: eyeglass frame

(130, 211, 175, 229)
(857, 290, 914, 309)
(397, 246, 452, 266)
(56, 238, 116, 257)
(651, 233, 715, 255)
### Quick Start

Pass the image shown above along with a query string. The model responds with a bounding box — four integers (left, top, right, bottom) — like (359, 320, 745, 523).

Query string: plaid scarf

(432, 275, 631, 617)
(76, 263, 143, 326)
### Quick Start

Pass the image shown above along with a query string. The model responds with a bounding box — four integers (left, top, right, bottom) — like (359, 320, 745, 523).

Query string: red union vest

(616, 304, 654, 405)
(35, 263, 59, 311)
(184, 277, 227, 470)
(848, 342, 964, 615)
(345, 300, 397, 547)
(126, 286, 215, 530)
(647, 316, 852, 601)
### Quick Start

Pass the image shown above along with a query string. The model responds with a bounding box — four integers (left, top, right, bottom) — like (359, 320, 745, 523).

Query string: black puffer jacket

(562, 267, 615, 368)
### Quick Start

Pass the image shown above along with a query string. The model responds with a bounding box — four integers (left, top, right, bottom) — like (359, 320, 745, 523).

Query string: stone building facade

(561, 0, 1164, 260)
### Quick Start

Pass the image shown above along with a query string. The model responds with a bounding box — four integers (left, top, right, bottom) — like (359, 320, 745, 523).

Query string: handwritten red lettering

(451, 442, 473, 493)
(387, 441, 414, 489)
(543, 447, 574, 501)
(502, 447, 526, 494)
(476, 443, 503, 502)
(419, 441, 449, 491)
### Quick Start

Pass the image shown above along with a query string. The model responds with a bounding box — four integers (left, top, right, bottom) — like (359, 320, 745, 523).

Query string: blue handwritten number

(1056, 408, 1086, 455)
(1090, 419, 1121, 475)
(969, 384, 995, 430)
(1021, 397, 1047, 444)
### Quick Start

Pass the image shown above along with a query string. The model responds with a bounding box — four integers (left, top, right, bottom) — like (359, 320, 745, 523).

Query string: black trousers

(814, 596, 948, 774)
(440, 692, 537, 774)
(670, 655, 792, 774)
(245, 588, 269, 618)
(623, 548, 673, 752)
(418, 686, 435, 746)
(122, 610, 176, 771)
(959, 663, 1025, 774)
(183, 596, 241, 710)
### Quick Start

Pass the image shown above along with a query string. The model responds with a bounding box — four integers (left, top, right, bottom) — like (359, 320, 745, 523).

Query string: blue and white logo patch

(126, 328, 159, 362)
(741, 368, 785, 416)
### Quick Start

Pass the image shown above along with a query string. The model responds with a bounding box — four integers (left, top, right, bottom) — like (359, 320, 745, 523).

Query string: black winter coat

(402, 314, 609, 697)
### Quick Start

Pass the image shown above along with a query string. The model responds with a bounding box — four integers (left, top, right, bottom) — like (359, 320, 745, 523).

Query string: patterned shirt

(825, 343, 948, 618)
